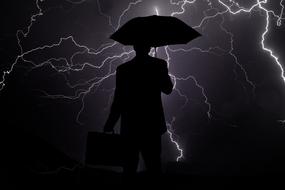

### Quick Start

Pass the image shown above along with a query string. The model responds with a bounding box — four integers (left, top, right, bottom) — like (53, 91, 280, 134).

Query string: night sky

(1, 0, 285, 177)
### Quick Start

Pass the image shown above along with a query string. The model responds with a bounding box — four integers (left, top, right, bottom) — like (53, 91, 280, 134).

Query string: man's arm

(160, 61, 173, 95)
(103, 68, 122, 132)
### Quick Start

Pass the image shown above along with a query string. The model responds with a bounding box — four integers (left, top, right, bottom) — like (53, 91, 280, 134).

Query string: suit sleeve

(104, 68, 122, 131)
(160, 61, 173, 95)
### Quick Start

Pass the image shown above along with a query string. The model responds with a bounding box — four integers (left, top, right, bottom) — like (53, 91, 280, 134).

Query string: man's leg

(140, 136, 162, 175)
(122, 137, 139, 176)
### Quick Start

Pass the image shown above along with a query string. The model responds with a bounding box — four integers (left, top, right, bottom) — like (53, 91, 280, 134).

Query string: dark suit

(104, 55, 173, 174)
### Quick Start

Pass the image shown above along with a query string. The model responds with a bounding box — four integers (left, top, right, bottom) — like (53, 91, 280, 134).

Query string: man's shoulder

(116, 60, 133, 71)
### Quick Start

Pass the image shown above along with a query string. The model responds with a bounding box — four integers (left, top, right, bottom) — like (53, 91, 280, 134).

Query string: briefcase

(85, 132, 124, 166)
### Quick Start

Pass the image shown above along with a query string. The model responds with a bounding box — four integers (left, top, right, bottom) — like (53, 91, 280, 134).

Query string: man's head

(133, 44, 151, 57)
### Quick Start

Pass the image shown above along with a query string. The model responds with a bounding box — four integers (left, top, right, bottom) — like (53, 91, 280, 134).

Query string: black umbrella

(110, 15, 201, 47)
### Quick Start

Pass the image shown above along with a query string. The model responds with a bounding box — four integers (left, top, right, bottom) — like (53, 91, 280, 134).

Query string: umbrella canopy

(110, 15, 201, 47)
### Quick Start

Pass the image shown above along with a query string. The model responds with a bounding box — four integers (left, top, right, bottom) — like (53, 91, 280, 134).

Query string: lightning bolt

(167, 117, 183, 162)
(155, 6, 159, 15)
(0, 0, 44, 90)
(217, 0, 285, 83)
(258, 1, 285, 83)
(165, 0, 285, 160)
(1, 0, 285, 166)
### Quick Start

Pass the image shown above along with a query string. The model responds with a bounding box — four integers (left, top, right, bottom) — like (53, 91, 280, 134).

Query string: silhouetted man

(104, 44, 173, 176)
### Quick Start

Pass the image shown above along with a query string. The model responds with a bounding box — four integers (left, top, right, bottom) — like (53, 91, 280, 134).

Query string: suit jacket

(104, 56, 173, 137)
